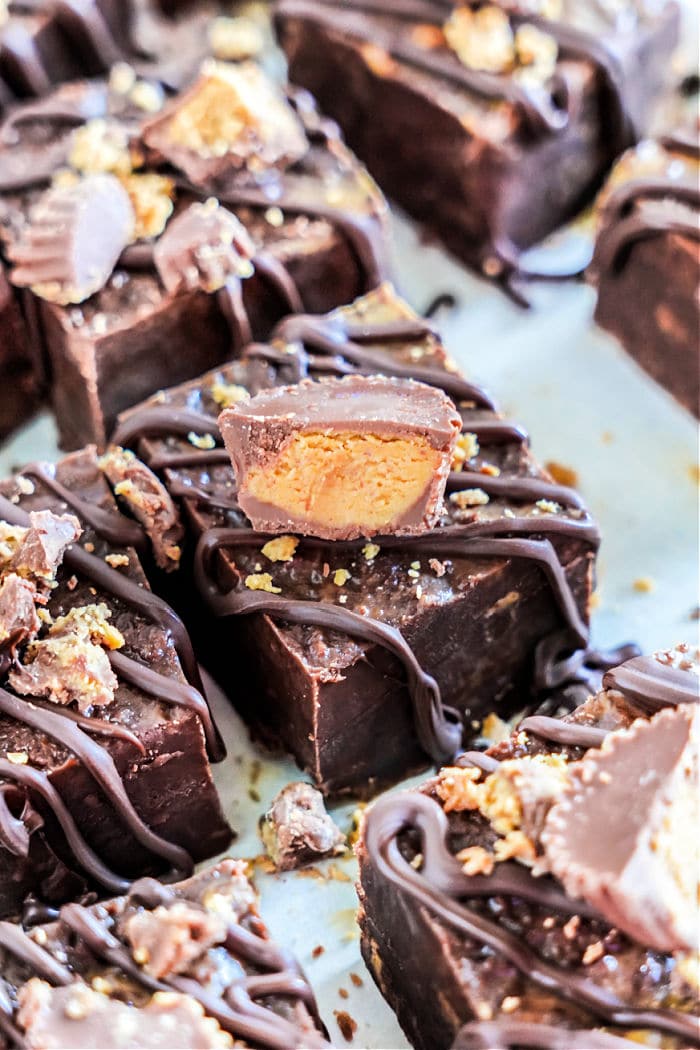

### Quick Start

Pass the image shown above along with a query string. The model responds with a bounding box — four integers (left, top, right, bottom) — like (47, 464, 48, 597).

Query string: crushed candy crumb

(261, 536, 299, 563)
(244, 573, 281, 594)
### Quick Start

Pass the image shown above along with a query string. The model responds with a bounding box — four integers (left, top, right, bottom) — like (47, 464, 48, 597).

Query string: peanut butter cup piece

(219, 374, 462, 540)
(141, 59, 308, 185)
(542, 704, 699, 952)
(153, 199, 255, 295)
(8, 173, 134, 305)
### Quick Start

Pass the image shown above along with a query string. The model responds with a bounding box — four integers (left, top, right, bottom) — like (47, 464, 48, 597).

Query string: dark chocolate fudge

(0, 62, 389, 449)
(0, 0, 216, 116)
(0, 860, 329, 1048)
(0, 447, 231, 922)
(113, 284, 597, 796)
(275, 0, 679, 302)
(589, 131, 699, 418)
(357, 644, 700, 1050)
(0, 263, 41, 439)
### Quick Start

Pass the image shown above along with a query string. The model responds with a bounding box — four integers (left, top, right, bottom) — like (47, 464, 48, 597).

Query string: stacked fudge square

(0, 1, 699, 1049)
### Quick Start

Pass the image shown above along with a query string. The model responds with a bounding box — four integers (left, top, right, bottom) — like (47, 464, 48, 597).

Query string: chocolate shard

(219, 374, 462, 540)
(8, 173, 134, 304)
(153, 199, 255, 295)
(261, 781, 346, 871)
(141, 59, 309, 185)
(542, 704, 699, 952)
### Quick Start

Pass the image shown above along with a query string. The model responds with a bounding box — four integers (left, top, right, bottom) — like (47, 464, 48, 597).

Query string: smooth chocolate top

(220, 374, 463, 459)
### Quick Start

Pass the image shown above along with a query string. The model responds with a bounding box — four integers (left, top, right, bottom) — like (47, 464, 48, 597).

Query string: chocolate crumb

(334, 1010, 358, 1041)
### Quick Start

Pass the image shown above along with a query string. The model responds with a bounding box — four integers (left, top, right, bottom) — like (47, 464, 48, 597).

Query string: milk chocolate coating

(219, 375, 462, 539)
(9, 174, 134, 304)
(543, 704, 699, 952)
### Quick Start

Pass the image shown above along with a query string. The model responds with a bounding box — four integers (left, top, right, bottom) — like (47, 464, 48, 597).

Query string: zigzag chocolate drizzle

(269, 313, 497, 408)
(0, 472, 228, 895)
(0, 757, 134, 892)
(0, 490, 211, 711)
(0, 686, 192, 880)
(192, 504, 596, 761)
(364, 791, 700, 1043)
(529, 630, 641, 714)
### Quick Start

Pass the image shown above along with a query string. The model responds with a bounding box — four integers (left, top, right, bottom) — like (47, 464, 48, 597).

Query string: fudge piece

(0, 0, 216, 116)
(0, 447, 231, 922)
(357, 644, 700, 1050)
(219, 375, 461, 540)
(0, 62, 389, 449)
(261, 780, 345, 870)
(275, 0, 679, 302)
(0, 860, 329, 1048)
(113, 284, 597, 796)
(589, 132, 699, 418)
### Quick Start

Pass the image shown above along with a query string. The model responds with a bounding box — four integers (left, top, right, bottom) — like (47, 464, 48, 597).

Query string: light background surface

(1, 10, 698, 1042)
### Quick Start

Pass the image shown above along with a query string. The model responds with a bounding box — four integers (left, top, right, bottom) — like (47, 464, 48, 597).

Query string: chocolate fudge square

(275, 0, 679, 299)
(0, 860, 329, 1048)
(114, 284, 597, 796)
(0, 447, 231, 922)
(0, 63, 389, 450)
(357, 645, 700, 1050)
(589, 132, 699, 418)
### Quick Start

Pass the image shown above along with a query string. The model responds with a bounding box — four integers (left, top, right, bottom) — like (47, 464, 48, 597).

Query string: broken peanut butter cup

(219, 374, 462, 540)
(8, 173, 134, 305)
(542, 703, 699, 953)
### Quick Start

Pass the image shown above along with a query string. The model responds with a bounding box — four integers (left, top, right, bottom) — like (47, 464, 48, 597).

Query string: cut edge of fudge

(112, 282, 598, 796)
(356, 643, 700, 1050)
(0, 446, 232, 922)
(0, 859, 329, 1049)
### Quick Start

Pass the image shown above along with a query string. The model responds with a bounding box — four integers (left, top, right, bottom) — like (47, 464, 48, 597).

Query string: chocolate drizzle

(451, 1020, 642, 1049)
(0, 686, 192, 881)
(0, 919, 71, 985)
(517, 714, 607, 749)
(22, 462, 146, 550)
(192, 504, 596, 761)
(53, 893, 328, 1050)
(110, 307, 598, 766)
(0, 757, 133, 893)
(602, 655, 699, 713)
(269, 313, 497, 408)
(591, 175, 700, 278)
(0, 469, 226, 900)
(530, 631, 642, 715)
(364, 791, 700, 1043)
